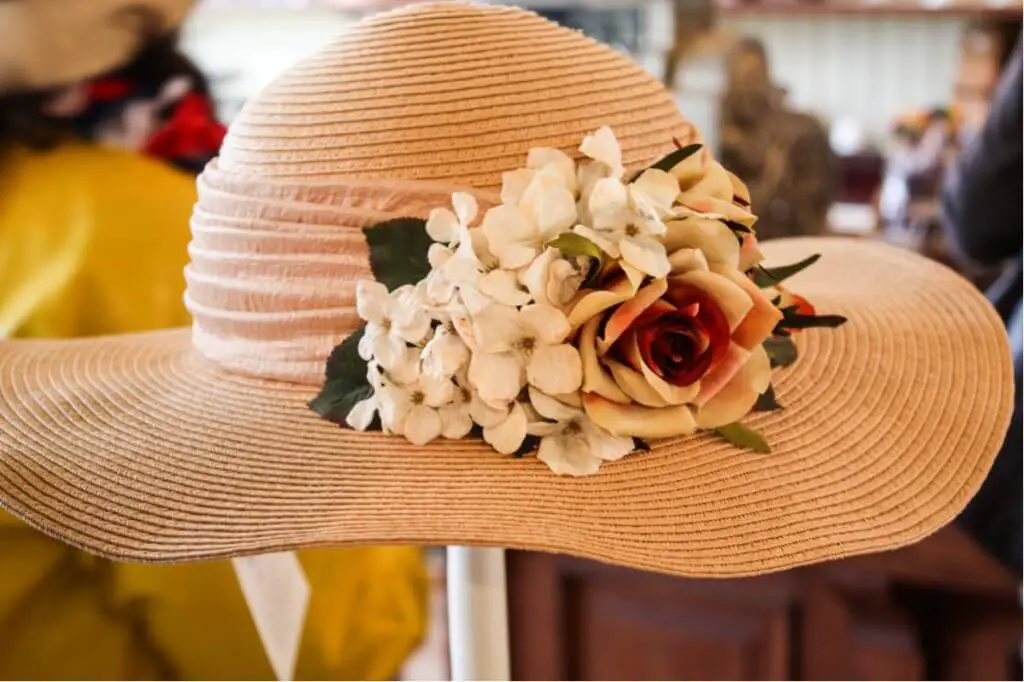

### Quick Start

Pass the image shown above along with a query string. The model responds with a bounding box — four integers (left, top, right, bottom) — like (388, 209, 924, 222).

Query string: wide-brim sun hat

(0, 2, 1014, 578)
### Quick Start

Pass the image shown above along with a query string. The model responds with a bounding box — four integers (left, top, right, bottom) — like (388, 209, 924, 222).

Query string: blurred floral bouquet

(311, 127, 845, 476)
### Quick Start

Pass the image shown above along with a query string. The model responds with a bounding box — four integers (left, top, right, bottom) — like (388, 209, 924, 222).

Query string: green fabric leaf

(775, 310, 848, 335)
(546, 232, 605, 287)
(714, 422, 771, 454)
(763, 336, 798, 368)
(308, 325, 379, 429)
(753, 384, 783, 412)
(630, 143, 703, 181)
(750, 254, 821, 288)
(365, 217, 432, 290)
(546, 232, 604, 261)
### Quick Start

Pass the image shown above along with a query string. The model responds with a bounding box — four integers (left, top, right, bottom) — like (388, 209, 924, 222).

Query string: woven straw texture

(0, 235, 1012, 576)
(0, 3, 1014, 577)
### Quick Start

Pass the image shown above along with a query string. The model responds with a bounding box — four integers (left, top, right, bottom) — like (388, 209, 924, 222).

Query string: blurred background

(1, 0, 1021, 679)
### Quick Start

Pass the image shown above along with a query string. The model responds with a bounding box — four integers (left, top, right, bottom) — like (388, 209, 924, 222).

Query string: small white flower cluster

(348, 127, 680, 476)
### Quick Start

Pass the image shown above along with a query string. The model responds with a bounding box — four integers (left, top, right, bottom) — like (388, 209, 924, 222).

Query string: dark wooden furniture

(507, 527, 1020, 680)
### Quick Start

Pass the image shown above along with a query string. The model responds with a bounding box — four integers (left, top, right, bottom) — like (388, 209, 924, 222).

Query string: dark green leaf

(775, 313, 848, 335)
(751, 254, 821, 288)
(632, 438, 652, 452)
(514, 435, 541, 458)
(629, 143, 702, 181)
(763, 336, 798, 368)
(724, 219, 751, 234)
(714, 422, 771, 454)
(308, 325, 380, 429)
(365, 217, 433, 290)
(753, 384, 783, 412)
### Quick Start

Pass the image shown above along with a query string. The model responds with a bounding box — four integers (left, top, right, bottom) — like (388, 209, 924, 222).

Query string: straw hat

(0, 0, 195, 93)
(0, 2, 1013, 578)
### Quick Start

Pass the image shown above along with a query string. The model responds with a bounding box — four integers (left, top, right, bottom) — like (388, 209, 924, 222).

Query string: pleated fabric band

(186, 163, 500, 384)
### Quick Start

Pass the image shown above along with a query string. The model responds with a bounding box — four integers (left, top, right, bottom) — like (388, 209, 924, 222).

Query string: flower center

(460, 387, 472, 403)
(381, 318, 393, 333)
(564, 421, 583, 436)
(410, 390, 426, 405)
(625, 224, 640, 237)
(514, 336, 536, 354)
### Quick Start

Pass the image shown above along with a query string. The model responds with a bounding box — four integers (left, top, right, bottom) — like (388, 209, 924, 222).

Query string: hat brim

(0, 238, 1013, 577)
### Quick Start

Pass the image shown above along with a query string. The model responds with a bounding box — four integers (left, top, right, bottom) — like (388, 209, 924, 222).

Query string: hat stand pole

(446, 546, 511, 681)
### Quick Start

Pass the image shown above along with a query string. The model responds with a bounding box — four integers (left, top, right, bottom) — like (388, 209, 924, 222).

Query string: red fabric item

(87, 78, 134, 102)
(144, 93, 227, 162)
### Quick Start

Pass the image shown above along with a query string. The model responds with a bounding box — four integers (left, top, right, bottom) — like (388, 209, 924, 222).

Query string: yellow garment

(0, 143, 427, 680)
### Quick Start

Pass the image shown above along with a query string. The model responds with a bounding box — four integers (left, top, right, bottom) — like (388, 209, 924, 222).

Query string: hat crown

(186, 2, 694, 383)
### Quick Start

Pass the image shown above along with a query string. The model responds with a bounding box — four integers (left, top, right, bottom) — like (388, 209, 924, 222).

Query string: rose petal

(668, 248, 710, 275)
(632, 168, 680, 209)
(602, 357, 670, 407)
(672, 270, 753, 332)
(727, 170, 752, 206)
(528, 343, 583, 395)
(469, 351, 524, 405)
(566, 276, 637, 331)
(403, 404, 442, 445)
(579, 316, 631, 404)
(620, 235, 671, 279)
(583, 394, 697, 439)
(738, 233, 764, 271)
(693, 341, 750, 407)
(622, 331, 700, 405)
(484, 402, 529, 455)
(710, 263, 784, 350)
(686, 160, 734, 201)
(598, 278, 669, 354)
(671, 145, 708, 190)
(678, 192, 757, 228)
(663, 217, 740, 268)
(426, 207, 460, 244)
(694, 345, 771, 429)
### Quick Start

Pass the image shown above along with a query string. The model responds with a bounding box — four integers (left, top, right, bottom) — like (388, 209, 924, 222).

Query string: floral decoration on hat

(310, 127, 846, 476)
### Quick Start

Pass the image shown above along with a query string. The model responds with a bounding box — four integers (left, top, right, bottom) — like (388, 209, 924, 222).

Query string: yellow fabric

(0, 143, 427, 680)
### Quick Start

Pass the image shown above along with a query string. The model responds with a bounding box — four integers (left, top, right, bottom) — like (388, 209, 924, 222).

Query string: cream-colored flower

(527, 388, 634, 476)
(421, 319, 471, 378)
(426, 192, 478, 245)
(377, 372, 457, 445)
(579, 125, 624, 179)
(346, 361, 385, 431)
(518, 247, 586, 309)
(483, 173, 577, 270)
(466, 303, 582, 406)
(501, 148, 578, 205)
(356, 280, 429, 385)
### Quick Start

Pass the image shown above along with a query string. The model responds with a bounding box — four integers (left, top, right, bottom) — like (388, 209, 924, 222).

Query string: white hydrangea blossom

(346, 127, 705, 474)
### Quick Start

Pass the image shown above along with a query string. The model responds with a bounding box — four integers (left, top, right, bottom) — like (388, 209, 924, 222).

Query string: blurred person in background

(941, 39, 1022, 579)
(0, 1, 426, 678)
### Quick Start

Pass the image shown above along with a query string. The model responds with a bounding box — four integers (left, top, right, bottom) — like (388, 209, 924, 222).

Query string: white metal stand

(446, 546, 511, 681)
